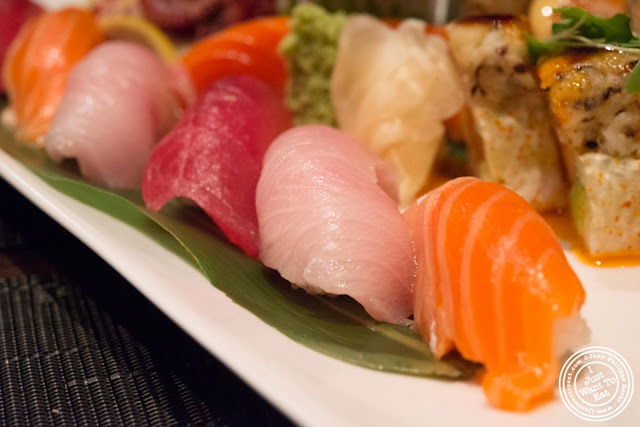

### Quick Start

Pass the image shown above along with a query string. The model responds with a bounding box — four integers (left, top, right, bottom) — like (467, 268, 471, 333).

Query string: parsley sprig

(526, 7, 640, 93)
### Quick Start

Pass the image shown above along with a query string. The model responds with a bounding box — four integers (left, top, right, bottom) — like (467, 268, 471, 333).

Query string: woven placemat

(0, 178, 293, 426)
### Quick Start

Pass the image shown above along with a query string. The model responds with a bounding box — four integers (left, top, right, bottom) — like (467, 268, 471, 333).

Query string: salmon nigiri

(403, 177, 588, 411)
(2, 8, 104, 144)
(0, 0, 41, 93)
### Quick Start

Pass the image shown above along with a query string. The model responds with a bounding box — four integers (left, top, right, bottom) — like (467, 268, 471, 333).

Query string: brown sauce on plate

(421, 174, 640, 268)
(543, 209, 640, 267)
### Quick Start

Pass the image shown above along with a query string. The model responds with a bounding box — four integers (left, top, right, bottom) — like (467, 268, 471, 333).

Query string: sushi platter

(2, 0, 640, 424)
(1, 102, 639, 426)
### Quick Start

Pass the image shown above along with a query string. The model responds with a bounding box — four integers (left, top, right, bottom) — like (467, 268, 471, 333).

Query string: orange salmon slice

(404, 177, 586, 411)
(3, 8, 104, 144)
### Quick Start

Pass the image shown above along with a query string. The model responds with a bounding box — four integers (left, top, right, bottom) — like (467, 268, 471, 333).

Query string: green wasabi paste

(278, 4, 345, 126)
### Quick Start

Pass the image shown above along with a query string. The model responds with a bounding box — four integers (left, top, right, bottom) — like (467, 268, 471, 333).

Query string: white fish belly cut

(44, 41, 182, 189)
(256, 125, 415, 325)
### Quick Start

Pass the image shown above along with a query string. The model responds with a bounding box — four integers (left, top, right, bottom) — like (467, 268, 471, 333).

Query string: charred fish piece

(539, 49, 640, 255)
(447, 15, 567, 211)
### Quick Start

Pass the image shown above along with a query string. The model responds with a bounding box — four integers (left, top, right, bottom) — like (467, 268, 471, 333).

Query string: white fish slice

(44, 41, 190, 189)
(256, 125, 415, 325)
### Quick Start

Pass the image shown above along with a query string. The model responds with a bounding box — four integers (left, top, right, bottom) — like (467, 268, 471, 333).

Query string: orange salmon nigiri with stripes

(403, 177, 588, 411)
(3, 8, 104, 144)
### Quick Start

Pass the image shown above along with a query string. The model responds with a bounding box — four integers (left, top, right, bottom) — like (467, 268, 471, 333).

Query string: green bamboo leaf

(626, 60, 640, 93)
(0, 124, 477, 379)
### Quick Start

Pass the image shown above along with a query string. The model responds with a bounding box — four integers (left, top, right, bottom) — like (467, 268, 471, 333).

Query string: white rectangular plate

(5, 2, 640, 422)
(2, 141, 640, 426)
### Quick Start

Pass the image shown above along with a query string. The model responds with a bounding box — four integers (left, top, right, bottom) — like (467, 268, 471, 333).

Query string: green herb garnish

(526, 7, 640, 93)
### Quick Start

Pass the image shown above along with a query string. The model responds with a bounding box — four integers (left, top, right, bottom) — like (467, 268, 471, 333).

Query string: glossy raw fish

(0, 0, 41, 93)
(44, 41, 191, 189)
(3, 8, 104, 144)
(142, 75, 292, 258)
(256, 125, 415, 324)
(403, 177, 588, 410)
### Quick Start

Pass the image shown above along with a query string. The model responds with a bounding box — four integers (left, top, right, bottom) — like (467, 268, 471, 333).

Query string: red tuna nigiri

(403, 177, 587, 410)
(256, 125, 414, 324)
(142, 75, 292, 258)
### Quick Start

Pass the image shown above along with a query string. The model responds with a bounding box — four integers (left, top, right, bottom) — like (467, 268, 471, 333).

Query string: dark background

(0, 177, 294, 426)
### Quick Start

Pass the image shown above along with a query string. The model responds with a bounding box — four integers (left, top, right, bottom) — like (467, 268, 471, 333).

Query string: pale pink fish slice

(44, 41, 190, 189)
(256, 125, 414, 324)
